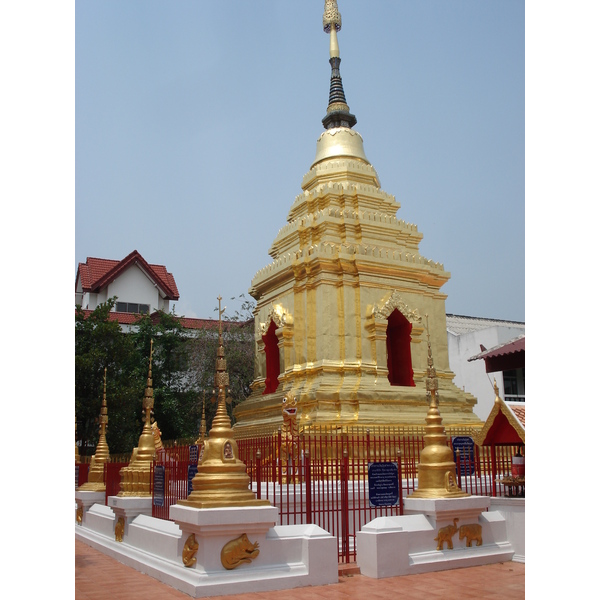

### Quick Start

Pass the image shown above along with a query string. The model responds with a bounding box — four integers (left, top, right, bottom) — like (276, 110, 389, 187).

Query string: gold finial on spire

(493, 378, 501, 403)
(323, 0, 342, 58)
(323, 0, 342, 33)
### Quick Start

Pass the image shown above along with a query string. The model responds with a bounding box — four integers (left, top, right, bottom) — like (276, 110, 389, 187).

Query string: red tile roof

(78, 309, 144, 325)
(76, 250, 179, 300)
(77, 310, 250, 330)
(507, 403, 525, 429)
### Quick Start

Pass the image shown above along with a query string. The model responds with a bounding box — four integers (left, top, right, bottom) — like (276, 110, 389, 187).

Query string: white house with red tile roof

(75, 250, 180, 317)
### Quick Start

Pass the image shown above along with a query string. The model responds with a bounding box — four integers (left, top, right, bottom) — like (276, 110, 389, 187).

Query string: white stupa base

(75, 502, 338, 597)
(356, 496, 514, 578)
(106, 495, 153, 541)
(75, 490, 106, 528)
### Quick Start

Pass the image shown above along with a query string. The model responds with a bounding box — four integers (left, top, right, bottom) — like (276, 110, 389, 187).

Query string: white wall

(106, 264, 165, 313)
(447, 326, 524, 420)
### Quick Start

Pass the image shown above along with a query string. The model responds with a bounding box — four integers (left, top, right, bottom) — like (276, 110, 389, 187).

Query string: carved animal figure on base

(182, 534, 199, 567)
(459, 523, 483, 547)
(220, 533, 260, 570)
(434, 518, 459, 550)
(280, 392, 300, 483)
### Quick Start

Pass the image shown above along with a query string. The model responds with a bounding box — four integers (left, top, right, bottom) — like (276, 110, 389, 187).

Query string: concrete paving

(75, 539, 525, 599)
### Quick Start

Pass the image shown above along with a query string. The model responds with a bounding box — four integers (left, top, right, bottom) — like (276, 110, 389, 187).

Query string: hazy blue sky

(75, 0, 524, 321)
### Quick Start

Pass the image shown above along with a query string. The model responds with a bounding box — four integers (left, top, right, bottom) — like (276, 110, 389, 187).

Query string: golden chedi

(179, 297, 270, 509)
(78, 367, 111, 492)
(234, 1, 480, 436)
(410, 322, 469, 499)
(118, 341, 157, 496)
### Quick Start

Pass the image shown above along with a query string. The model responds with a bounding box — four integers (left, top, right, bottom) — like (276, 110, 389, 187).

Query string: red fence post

(277, 428, 282, 487)
(256, 449, 262, 500)
(397, 449, 404, 516)
(341, 447, 349, 563)
(304, 450, 312, 524)
(456, 448, 462, 490)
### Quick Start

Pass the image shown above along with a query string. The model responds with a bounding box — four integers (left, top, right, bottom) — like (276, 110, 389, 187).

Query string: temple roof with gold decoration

(476, 391, 525, 447)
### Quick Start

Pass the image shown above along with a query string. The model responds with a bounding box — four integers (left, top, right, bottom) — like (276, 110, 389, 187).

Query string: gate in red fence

(151, 444, 199, 520)
(104, 462, 128, 503)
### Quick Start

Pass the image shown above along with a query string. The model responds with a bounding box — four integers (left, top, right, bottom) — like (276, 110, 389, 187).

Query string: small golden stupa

(409, 319, 469, 499)
(118, 341, 157, 496)
(179, 297, 270, 509)
(78, 367, 111, 492)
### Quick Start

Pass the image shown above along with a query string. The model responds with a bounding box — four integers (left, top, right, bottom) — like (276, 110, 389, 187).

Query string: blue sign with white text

(368, 462, 399, 507)
(452, 436, 475, 476)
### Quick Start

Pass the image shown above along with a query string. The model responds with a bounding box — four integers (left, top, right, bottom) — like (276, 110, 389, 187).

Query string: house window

(503, 368, 525, 402)
(116, 302, 150, 314)
(262, 320, 280, 395)
(386, 309, 415, 386)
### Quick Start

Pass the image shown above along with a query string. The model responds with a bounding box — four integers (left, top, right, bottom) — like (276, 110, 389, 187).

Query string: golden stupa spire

(322, 0, 356, 130)
(78, 367, 111, 491)
(179, 297, 270, 508)
(409, 317, 469, 498)
(118, 340, 157, 496)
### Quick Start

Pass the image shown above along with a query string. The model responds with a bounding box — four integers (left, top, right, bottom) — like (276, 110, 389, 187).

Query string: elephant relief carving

(434, 518, 459, 550)
(459, 523, 483, 547)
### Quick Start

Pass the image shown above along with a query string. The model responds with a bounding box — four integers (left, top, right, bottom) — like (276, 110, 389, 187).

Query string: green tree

(188, 295, 255, 431)
(75, 298, 141, 455)
(75, 295, 256, 453)
(130, 310, 200, 442)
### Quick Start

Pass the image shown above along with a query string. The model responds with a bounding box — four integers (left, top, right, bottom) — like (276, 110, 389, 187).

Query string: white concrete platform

(356, 496, 514, 578)
(75, 501, 338, 597)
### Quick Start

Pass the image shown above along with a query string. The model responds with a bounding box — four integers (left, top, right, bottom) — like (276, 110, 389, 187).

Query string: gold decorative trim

(76, 506, 83, 524)
(260, 304, 292, 333)
(115, 517, 125, 542)
(221, 534, 260, 570)
(182, 534, 199, 567)
(371, 290, 423, 323)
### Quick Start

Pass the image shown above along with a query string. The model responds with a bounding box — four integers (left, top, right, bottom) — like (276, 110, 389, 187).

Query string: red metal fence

(76, 429, 521, 563)
(145, 429, 522, 563)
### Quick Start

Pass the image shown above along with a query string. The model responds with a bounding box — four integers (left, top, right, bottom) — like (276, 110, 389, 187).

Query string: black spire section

(322, 56, 357, 130)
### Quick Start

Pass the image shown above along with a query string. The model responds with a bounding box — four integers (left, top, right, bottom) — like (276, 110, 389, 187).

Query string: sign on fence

(187, 464, 198, 496)
(452, 436, 475, 476)
(368, 462, 399, 507)
(189, 444, 199, 464)
(153, 465, 165, 507)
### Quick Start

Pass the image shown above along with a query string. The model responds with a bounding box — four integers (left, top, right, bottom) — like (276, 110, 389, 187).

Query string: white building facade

(446, 314, 525, 421)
